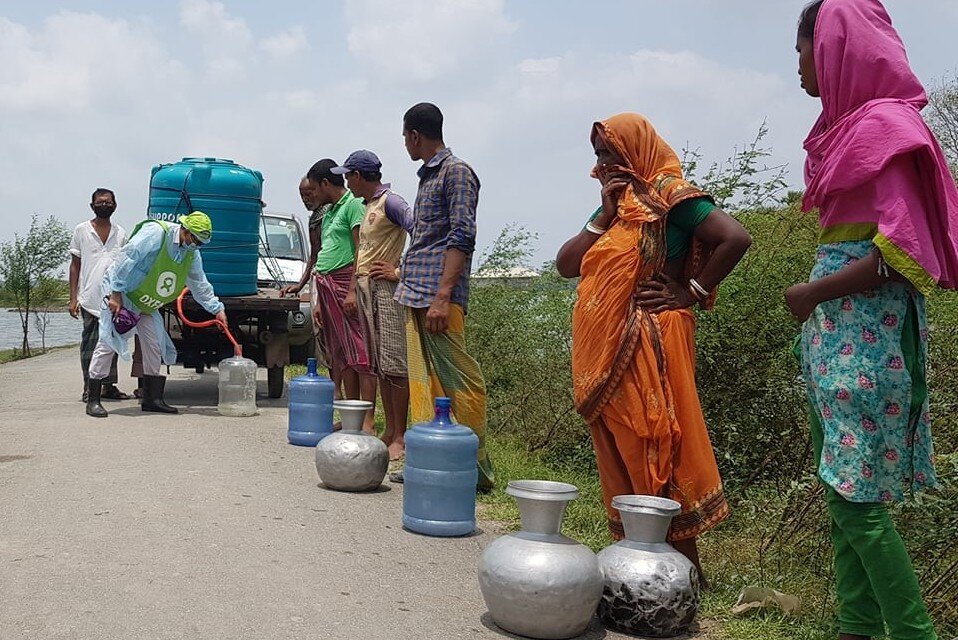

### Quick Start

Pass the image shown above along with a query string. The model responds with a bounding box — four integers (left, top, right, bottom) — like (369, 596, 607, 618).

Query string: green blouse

(588, 196, 714, 260)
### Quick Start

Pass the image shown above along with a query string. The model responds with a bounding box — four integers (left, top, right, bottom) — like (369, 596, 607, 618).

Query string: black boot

(141, 375, 178, 414)
(85, 379, 108, 418)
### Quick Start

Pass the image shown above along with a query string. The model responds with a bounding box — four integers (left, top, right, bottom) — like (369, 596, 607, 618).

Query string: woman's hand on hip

(635, 274, 696, 313)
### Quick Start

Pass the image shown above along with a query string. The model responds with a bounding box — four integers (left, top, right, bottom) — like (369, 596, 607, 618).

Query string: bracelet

(585, 221, 607, 235)
(689, 278, 709, 299)
(688, 284, 704, 302)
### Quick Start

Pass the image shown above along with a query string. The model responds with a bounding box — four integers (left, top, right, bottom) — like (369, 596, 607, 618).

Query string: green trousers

(810, 407, 936, 639)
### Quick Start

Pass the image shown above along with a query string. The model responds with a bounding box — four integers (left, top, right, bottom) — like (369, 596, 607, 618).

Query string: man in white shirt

(69, 188, 129, 402)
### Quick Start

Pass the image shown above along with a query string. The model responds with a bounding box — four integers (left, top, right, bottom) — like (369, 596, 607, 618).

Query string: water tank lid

(181, 157, 236, 164)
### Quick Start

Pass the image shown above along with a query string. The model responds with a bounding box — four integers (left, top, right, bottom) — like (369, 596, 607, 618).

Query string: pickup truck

(160, 211, 313, 398)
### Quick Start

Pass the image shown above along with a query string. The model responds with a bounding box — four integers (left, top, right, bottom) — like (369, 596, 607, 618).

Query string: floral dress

(800, 239, 938, 503)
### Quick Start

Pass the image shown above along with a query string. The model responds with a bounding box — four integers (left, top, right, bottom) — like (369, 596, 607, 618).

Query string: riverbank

(0, 343, 78, 364)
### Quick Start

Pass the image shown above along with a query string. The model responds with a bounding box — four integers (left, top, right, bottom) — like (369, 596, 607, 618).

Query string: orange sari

(573, 114, 729, 541)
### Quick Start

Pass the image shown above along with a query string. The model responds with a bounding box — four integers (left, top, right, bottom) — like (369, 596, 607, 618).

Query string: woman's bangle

(585, 221, 607, 235)
(689, 278, 709, 299)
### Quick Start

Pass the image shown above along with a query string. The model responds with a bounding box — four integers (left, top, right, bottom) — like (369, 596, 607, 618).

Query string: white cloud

(179, 0, 252, 78)
(179, 0, 251, 45)
(0, 4, 820, 267)
(438, 49, 817, 260)
(0, 13, 178, 113)
(259, 27, 309, 59)
(344, 0, 517, 81)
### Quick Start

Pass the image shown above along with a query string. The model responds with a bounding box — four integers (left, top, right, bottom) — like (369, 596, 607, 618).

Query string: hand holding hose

(176, 288, 242, 357)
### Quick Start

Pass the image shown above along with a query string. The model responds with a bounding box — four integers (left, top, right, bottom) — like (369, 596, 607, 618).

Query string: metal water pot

(314, 400, 387, 491)
(597, 495, 699, 637)
(478, 480, 603, 639)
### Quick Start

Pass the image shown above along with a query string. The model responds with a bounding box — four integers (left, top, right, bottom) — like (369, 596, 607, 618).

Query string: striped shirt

(395, 148, 480, 312)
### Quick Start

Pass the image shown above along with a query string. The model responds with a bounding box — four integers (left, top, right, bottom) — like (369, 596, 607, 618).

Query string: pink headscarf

(802, 0, 958, 293)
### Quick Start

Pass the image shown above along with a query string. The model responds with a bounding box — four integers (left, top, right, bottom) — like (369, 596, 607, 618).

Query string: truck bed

(175, 288, 300, 313)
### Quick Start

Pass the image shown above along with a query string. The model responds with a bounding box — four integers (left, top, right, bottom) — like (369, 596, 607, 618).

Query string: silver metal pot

(478, 480, 603, 639)
(597, 495, 699, 637)
(314, 400, 387, 492)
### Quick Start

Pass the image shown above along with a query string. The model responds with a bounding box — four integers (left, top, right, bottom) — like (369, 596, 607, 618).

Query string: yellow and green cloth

(405, 303, 494, 490)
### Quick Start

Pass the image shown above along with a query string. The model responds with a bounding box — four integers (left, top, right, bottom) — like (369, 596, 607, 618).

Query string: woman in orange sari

(556, 113, 752, 579)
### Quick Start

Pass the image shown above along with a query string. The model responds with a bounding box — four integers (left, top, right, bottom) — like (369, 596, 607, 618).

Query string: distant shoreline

(4, 307, 72, 314)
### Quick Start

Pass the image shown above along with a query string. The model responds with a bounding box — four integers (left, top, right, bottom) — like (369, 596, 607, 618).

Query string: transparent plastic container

(217, 356, 258, 417)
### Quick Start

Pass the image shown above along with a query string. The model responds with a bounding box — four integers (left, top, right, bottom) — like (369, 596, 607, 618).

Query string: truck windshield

(260, 216, 304, 261)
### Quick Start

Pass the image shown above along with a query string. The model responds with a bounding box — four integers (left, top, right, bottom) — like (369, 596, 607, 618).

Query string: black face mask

(93, 205, 115, 218)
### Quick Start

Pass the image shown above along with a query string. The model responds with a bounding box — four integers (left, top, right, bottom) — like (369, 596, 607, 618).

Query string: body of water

(0, 309, 82, 350)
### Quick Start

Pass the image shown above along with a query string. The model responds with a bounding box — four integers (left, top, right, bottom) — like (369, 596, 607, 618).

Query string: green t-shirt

(315, 190, 366, 274)
(588, 196, 714, 260)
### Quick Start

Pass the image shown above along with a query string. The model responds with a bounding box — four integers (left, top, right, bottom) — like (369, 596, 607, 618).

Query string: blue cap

(330, 150, 382, 175)
(435, 397, 452, 409)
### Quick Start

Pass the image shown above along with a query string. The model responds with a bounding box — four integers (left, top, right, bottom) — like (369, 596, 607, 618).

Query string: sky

(1, 0, 956, 266)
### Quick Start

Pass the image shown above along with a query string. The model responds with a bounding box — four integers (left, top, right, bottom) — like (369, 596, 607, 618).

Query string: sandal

(101, 385, 131, 401)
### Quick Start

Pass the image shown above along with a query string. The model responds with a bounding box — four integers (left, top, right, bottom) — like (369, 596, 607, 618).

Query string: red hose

(176, 287, 242, 357)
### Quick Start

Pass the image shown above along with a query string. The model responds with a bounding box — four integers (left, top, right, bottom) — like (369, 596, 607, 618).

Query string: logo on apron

(156, 271, 177, 298)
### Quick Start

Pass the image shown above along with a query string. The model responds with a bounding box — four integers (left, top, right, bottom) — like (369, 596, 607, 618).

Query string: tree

(928, 72, 958, 180)
(0, 215, 71, 356)
(32, 277, 69, 352)
(681, 121, 789, 214)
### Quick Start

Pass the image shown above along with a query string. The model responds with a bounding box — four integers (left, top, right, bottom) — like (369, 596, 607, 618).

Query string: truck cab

(258, 212, 313, 363)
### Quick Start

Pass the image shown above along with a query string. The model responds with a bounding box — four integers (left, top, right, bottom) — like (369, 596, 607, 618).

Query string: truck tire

(195, 363, 205, 374)
(267, 366, 284, 399)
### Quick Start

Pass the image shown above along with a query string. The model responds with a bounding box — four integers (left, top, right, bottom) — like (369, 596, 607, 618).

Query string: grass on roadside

(0, 344, 78, 365)
(0, 348, 26, 364)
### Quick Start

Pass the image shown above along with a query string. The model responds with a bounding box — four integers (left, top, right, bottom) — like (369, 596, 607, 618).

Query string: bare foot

(332, 421, 342, 432)
(388, 441, 405, 461)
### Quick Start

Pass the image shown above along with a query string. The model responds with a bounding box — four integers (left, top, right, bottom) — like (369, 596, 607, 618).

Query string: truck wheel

(195, 363, 205, 374)
(267, 366, 284, 399)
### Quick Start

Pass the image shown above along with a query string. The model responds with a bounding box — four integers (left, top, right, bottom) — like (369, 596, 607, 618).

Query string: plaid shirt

(395, 148, 480, 312)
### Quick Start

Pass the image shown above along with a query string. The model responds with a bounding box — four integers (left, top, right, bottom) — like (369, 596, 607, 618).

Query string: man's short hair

(307, 159, 345, 187)
(91, 188, 116, 204)
(403, 103, 443, 140)
(358, 170, 383, 182)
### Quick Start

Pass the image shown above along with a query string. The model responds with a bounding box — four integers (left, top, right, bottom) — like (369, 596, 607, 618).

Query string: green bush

(466, 211, 958, 635)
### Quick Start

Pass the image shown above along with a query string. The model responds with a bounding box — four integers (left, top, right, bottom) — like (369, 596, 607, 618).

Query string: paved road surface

(0, 349, 696, 640)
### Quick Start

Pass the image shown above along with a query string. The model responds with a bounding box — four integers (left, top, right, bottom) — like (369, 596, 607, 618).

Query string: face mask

(93, 204, 115, 218)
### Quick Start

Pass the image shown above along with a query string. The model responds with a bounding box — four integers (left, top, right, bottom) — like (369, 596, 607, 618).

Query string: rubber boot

(85, 379, 108, 418)
(141, 375, 178, 414)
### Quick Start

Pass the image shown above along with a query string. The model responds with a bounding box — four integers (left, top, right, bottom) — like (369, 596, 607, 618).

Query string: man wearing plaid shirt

(392, 102, 494, 490)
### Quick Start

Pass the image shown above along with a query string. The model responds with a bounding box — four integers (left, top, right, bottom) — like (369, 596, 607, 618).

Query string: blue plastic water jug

(148, 157, 263, 297)
(287, 358, 335, 446)
(402, 397, 479, 537)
